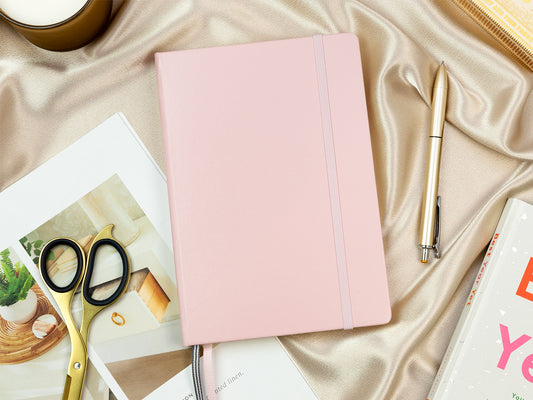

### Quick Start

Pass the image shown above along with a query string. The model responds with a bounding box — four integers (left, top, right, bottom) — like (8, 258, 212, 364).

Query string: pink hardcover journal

(156, 33, 391, 346)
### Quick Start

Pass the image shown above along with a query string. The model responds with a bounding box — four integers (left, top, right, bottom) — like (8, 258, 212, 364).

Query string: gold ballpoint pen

(419, 62, 448, 263)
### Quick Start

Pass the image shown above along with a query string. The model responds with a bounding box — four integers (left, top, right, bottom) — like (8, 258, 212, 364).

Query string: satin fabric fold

(1, 1, 532, 399)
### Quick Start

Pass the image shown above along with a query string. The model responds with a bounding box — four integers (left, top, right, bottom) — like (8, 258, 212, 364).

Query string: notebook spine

(154, 54, 191, 345)
(451, 0, 533, 70)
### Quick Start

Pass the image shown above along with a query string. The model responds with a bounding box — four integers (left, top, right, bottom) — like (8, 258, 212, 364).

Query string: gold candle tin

(0, 0, 113, 51)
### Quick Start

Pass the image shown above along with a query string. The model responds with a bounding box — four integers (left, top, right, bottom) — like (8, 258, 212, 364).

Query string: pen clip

(433, 196, 441, 258)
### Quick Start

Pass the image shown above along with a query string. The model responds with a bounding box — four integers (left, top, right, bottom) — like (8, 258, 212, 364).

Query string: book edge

(426, 198, 524, 399)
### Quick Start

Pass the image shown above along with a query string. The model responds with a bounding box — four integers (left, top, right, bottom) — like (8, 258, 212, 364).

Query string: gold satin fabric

(1, 1, 532, 399)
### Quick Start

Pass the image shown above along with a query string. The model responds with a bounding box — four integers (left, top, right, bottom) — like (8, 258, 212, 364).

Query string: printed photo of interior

(19, 174, 190, 399)
(0, 246, 111, 400)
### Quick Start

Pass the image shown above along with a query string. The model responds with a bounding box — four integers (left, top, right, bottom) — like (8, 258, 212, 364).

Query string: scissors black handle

(83, 238, 130, 306)
(40, 238, 85, 294)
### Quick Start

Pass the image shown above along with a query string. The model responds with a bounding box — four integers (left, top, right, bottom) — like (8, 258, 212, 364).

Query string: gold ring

(111, 312, 125, 326)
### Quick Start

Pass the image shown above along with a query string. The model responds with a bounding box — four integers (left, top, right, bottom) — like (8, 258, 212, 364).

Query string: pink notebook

(156, 33, 391, 346)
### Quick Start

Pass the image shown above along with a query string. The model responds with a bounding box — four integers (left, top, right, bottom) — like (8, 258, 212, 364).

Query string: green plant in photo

(0, 248, 35, 307)
(20, 236, 47, 265)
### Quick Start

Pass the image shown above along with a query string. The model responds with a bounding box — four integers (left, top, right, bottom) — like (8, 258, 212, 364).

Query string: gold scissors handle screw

(74, 363, 81, 369)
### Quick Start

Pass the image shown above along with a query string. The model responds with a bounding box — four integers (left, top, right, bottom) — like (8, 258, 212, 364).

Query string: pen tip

(420, 247, 430, 263)
(441, 61, 445, 66)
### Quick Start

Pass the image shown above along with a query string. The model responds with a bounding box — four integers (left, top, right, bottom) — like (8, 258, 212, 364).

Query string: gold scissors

(39, 224, 131, 400)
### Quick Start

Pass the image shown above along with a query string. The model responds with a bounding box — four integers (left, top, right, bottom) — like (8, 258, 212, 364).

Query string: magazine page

(0, 113, 188, 399)
(0, 244, 111, 400)
(146, 337, 319, 400)
(0, 113, 318, 400)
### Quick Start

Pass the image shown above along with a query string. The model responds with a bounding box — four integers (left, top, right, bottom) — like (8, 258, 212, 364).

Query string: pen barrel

(429, 64, 448, 139)
(419, 63, 448, 252)
(429, 95, 446, 139)
(419, 136, 443, 247)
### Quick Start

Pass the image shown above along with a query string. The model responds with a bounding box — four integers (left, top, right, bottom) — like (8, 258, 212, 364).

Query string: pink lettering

(522, 354, 533, 383)
(498, 324, 531, 370)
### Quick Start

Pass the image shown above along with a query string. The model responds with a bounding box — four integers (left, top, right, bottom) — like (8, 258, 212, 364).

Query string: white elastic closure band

(313, 34, 354, 330)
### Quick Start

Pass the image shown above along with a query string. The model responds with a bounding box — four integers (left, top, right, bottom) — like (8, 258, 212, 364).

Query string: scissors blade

(62, 369, 86, 400)
(62, 374, 72, 400)
(63, 334, 88, 400)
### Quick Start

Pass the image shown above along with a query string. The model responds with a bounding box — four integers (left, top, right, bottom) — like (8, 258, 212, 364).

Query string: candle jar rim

(0, 0, 92, 29)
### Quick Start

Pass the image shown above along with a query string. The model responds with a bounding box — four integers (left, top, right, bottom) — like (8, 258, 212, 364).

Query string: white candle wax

(0, 0, 88, 26)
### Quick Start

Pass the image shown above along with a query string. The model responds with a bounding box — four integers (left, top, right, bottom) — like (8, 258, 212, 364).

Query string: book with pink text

(427, 198, 533, 399)
(155, 33, 391, 346)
